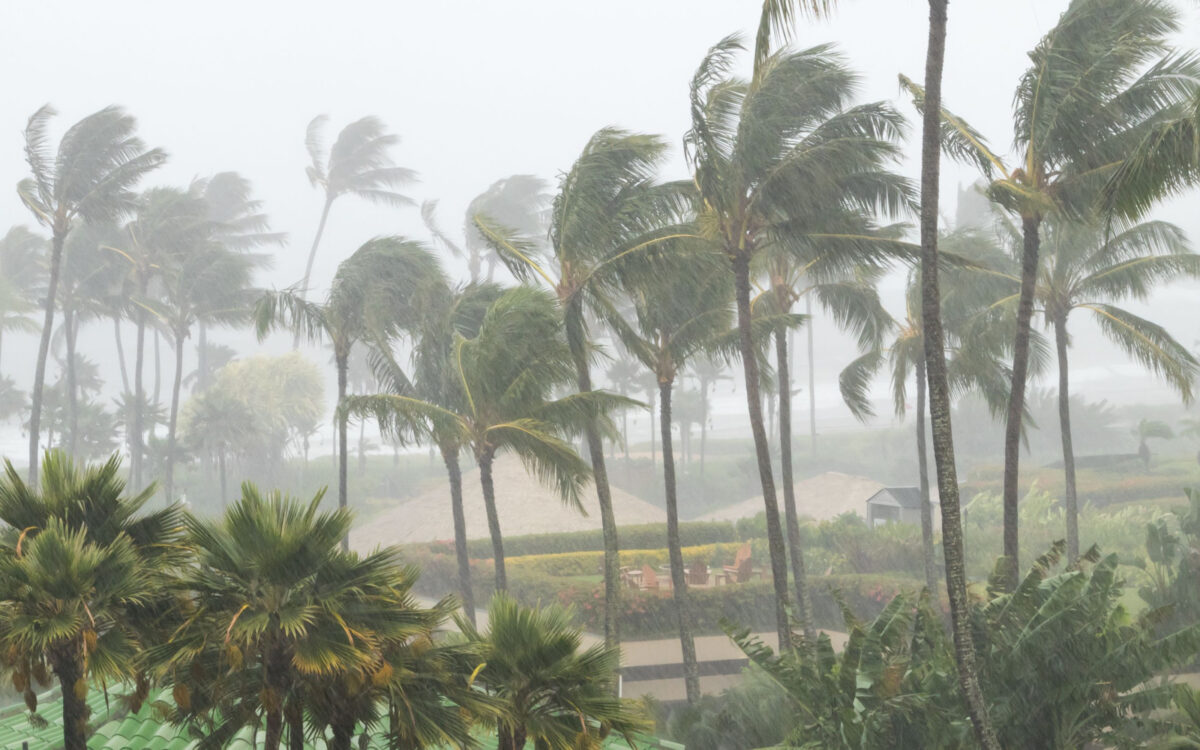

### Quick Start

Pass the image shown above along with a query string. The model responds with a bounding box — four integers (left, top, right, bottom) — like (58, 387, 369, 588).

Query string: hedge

(506, 542, 769, 577)
(403, 546, 919, 638)
(413, 521, 744, 559)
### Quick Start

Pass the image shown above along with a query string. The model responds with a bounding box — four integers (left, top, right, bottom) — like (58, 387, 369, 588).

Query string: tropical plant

(256, 236, 443, 546)
(1103, 87, 1200, 221)
(683, 3, 910, 646)
(1134, 418, 1177, 471)
(460, 593, 648, 750)
(608, 254, 734, 703)
(345, 286, 624, 591)
(474, 128, 689, 648)
(0, 451, 181, 750)
(157, 485, 429, 750)
(297, 115, 415, 332)
(902, 0, 1200, 582)
(17, 105, 165, 484)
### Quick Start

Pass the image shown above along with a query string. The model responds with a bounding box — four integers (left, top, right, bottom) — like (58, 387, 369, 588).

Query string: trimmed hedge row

(404, 546, 917, 637)
(506, 541, 769, 577)
(416, 521, 744, 559)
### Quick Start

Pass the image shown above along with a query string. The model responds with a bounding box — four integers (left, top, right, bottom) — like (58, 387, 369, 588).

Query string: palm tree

(902, 0, 1199, 581)
(474, 128, 689, 648)
(424, 175, 550, 283)
(179, 386, 257, 508)
(1036, 219, 1198, 557)
(460, 593, 648, 750)
(608, 256, 732, 704)
(1102, 88, 1200, 220)
(0, 226, 46, 369)
(1133, 418, 1176, 472)
(257, 237, 443, 547)
(296, 115, 415, 339)
(0, 451, 181, 750)
(158, 485, 419, 750)
(683, 10, 910, 645)
(914, 0, 1000, 745)
(346, 286, 623, 591)
(356, 280, 503, 623)
(17, 106, 165, 484)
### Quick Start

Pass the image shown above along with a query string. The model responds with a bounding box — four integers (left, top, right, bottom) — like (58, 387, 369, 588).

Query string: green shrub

(415, 521, 743, 559)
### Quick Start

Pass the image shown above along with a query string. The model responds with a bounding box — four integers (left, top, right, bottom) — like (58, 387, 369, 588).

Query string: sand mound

(352, 454, 666, 550)
(697, 471, 886, 523)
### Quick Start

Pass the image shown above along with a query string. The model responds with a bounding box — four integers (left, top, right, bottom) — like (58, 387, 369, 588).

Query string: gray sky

(1, 0, 1198, 444)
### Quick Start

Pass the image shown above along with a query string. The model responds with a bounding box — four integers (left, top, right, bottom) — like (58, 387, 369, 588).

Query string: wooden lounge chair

(687, 559, 709, 586)
(639, 564, 660, 591)
(722, 543, 753, 584)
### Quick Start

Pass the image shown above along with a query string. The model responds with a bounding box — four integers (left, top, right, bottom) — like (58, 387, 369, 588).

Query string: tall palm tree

(0, 226, 46, 369)
(357, 280, 503, 623)
(0, 451, 181, 750)
(902, 0, 1199, 581)
(474, 128, 690, 648)
(296, 115, 415, 340)
(608, 256, 733, 704)
(1037, 219, 1197, 557)
(346, 286, 623, 591)
(914, 0, 1000, 745)
(683, 9, 910, 645)
(460, 593, 648, 750)
(257, 237, 445, 546)
(158, 485, 418, 750)
(17, 106, 165, 484)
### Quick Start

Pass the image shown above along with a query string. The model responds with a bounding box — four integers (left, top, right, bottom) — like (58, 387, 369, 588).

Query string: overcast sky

(1, 0, 1198, 442)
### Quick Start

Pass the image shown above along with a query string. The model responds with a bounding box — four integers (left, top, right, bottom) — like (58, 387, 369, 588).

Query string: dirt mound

(352, 454, 666, 550)
(696, 471, 886, 523)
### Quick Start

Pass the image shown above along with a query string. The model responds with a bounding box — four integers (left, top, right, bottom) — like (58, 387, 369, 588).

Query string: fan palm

(684, 7, 911, 645)
(256, 236, 444, 547)
(473, 128, 689, 648)
(0, 451, 181, 750)
(902, 0, 1200, 580)
(346, 286, 626, 591)
(157, 485, 420, 750)
(1037, 219, 1197, 556)
(17, 105, 165, 484)
(607, 255, 735, 704)
(460, 593, 648, 750)
(296, 115, 415, 338)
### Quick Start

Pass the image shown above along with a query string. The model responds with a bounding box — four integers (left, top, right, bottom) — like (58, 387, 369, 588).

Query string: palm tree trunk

(699, 375, 709, 476)
(28, 230, 65, 485)
(358, 418, 366, 473)
(153, 327, 162, 414)
(196, 321, 208, 391)
(65, 307, 79, 458)
(1054, 316, 1080, 560)
(295, 194, 334, 349)
(133, 302, 147, 489)
(566, 307, 622, 651)
(329, 720, 354, 750)
(914, 355, 939, 600)
(337, 350, 349, 551)
(918, 2, 1000, 748)
(1001, 214, 1042, 588)
(286, 703, 304, 750)
(648, 386, 656, 464)
(113, 317, 130, 395)
(732, 252, 791, 648)
(659, 379, 701, 704)
(806, 295, 817, 455)
(441, 444, 476, 624)
(165, 330, 185, 503)
(478, 447, 506, 590)
(775, 326, 815, 640)
(219, 450, 228, 510)
(51, 644, 87, 750)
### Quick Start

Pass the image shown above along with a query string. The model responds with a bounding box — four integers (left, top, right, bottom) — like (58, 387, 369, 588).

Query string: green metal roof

(0, 687, 684, 749)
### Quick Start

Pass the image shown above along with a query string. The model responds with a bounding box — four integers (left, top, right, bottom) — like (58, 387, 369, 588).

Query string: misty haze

(0, 1, 1199, 748)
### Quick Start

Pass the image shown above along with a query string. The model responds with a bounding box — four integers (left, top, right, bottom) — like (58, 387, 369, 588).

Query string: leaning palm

(473, 128, 689, 647)
(1037, 218, 1198, 556)
(256, 237, 444, 546)
(0, 451, 181, 750)
(460, 593, 648, 750)
(901, 0, 1200, 578)
(684, 10, 911, 645)
(608, 254, 735, 703)
(346, 286, 627, 591)
(296, 115, 415, 339)
(17, 105, 165, 483)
